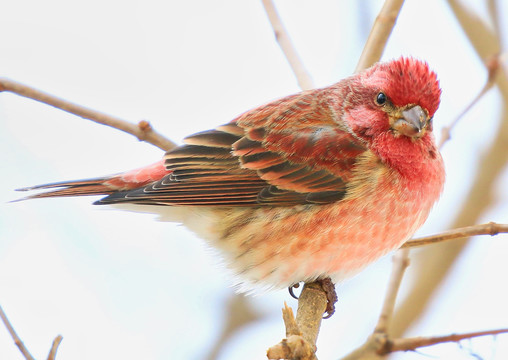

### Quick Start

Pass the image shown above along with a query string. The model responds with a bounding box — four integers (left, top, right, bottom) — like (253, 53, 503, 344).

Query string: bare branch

(282, 302, 301, 338)
(0, 305, 35, 360)
(0, 78, 176, 152)
(261, 0, 314, 90)
(487, 0, 501, 38)
(295, 282, 327, 347)
(46, 335, 63, 360)
(374, 249, 410, 335)
(267, 303, 317, 360)
(439, 54, 501, 148)
(385, 328, 508, 354)
(341, 326, 508, 359)
(355, 0, 405, 72)
(205, 296, 261, 360)
(403, 222, 508, 248)
(446, 0, 501, 59)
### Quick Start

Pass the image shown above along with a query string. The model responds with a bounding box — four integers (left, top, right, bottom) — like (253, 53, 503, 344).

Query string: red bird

(19, 57, 444, 314)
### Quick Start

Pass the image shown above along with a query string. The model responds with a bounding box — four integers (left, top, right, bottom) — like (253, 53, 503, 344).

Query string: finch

(19, 57, 444, 310)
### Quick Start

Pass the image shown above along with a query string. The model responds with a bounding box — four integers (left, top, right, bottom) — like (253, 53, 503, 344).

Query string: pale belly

(125, 177, 435, 291)
(206, 192, 430, 289)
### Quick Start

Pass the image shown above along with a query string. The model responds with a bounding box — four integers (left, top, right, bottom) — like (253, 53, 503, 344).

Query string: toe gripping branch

(288, 278, 338, 318)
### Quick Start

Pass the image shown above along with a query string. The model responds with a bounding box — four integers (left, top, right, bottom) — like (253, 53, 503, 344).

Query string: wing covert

(97, 90, 367, 206)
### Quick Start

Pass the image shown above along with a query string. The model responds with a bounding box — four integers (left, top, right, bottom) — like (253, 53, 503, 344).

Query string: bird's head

(342, 57, 441, 143)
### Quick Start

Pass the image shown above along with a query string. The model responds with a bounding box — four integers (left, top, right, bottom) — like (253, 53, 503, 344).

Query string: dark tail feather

(14, 178, 114, 201)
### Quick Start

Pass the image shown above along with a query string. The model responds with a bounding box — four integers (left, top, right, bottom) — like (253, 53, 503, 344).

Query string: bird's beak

(392, 105, 428, 138)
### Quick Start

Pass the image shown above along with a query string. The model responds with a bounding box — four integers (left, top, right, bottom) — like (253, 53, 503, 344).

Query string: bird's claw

(318, 277, 338, 319)
(288, 279, 337, 318)
(288, 282, 301, 299)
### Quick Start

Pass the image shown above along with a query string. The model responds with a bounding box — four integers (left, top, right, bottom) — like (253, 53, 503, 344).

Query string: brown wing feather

(97, 90, 367, 207)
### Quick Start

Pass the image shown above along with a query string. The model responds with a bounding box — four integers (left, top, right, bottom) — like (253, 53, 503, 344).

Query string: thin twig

(384, 328, 508, 354)
(205, 296, 261, 360)
(0, 305, 35, 360)
(355, 0, 405, 72)
(403, 222, 508, 248)
(46, 335, 63, 360)
(267, 303, 317, 360)
(261, 0, 314, 90)
(342, 324, 508, 358)
(439, 54, 501, 148)
(0, 78, 176, 152)
(282, 302, 301, 337)
(374, 249, 410, 335)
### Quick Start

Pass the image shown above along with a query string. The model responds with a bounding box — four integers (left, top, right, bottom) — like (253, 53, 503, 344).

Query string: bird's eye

(375, 92, 387, 106)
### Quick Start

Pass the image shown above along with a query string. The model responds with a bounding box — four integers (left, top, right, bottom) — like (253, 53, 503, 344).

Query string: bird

(18, 57, 445, 317)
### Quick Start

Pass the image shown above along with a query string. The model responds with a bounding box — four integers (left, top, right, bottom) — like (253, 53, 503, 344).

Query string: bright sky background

(1, 1, 507, 359)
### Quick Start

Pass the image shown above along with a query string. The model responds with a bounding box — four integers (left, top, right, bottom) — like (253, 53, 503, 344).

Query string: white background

(1, 1, 507, 359)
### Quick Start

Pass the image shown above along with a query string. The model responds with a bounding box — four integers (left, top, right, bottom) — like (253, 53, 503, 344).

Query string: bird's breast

(198, 165, 439, 289)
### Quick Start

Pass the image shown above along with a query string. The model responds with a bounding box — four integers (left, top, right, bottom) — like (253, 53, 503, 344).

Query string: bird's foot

(317, 277, 338, 319)
(287, 278, 337, 318)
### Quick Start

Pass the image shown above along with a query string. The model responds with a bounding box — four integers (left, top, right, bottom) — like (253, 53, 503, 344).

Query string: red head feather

(363, 57, 441, 117)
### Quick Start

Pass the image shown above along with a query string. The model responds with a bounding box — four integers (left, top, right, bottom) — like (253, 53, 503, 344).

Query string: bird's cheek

(345, 106, 387, 139)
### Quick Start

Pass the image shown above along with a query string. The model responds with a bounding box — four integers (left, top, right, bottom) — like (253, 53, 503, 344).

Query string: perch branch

(0, 78, 176, 152)
(295, 282, 327, 347)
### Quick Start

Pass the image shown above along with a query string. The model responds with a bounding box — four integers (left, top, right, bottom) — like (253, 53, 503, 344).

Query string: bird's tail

(14, 160, 169, 201)
(15, 177, 117, 200)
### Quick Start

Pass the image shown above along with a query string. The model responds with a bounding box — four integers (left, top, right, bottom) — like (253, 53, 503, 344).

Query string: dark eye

(375, 92, 387, 106)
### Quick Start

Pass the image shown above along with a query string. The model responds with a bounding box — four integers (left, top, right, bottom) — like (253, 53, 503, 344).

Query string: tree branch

(374, 249, 410, 335)
(439, 54, 501, 148)
(0, 304, 63, 360)
(0, 78, 176, 152)
(0, 305, 35, 360)
(46, 335, 63, 360)
(385, 328, 508, 354)
(267, 302, 317, 360)
(355, 0, 405, 72)
(294, 282, 327, 347)
(403, 222, 508, 248)
(341, 327, 508, 359)
(261, 0, 314, 90)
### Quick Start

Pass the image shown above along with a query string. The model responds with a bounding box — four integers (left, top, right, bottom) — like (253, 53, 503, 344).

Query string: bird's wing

(97, 90, 368, 206)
